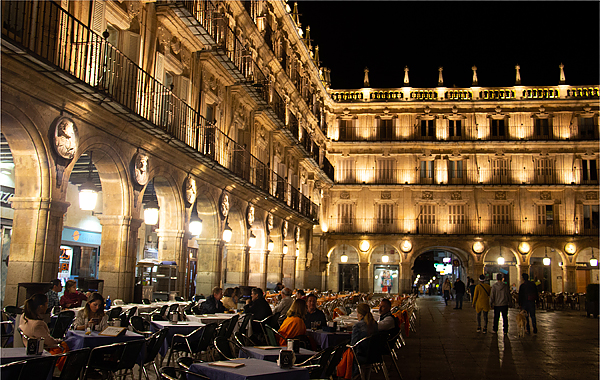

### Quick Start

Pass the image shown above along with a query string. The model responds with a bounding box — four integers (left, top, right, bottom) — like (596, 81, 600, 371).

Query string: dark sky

(297, 1, 600, 89)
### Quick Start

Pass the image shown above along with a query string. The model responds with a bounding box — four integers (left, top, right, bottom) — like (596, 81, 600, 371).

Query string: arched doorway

(370, 244, 400, 294)
(411, 247, 468, 296)
(483, 246, 519, 289)
(328, 244, 360, 292)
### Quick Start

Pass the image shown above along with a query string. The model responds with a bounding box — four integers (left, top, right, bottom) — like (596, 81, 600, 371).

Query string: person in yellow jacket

(472, 274, 492, 333)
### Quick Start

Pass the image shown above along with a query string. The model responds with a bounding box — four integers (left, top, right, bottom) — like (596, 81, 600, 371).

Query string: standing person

(199, 286, 226, 314)
(468, 278, 476, 303)
(490, 273, 511, 335)
(273, 287, 293, 324)
(518, 273, 539, 334)
(465, 277, 472, 301)
(46, 279, 62, 312)
(442, 278, 452, 305)
(454, 278, 466, 309)
(59, 280, 88, 309)
(472, 275, 491, 333)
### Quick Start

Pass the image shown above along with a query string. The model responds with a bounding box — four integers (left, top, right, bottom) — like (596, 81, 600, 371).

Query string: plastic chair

(140, 328, 169, 380)
(52, 347, 91, 380)
(130, 316, 153, 337)
(159, 366, 210, 380)
(349, 332, 391, 380)
(213, 336, 236, 360)
(84, 339, 146, 380)
(51, 310, 75, 339)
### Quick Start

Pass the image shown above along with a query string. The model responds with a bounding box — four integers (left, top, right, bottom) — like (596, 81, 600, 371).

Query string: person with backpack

(472, 274, 492, 333)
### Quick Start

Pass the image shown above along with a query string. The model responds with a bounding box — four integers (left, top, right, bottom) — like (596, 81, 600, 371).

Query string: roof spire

(515, 64, 521, 85)
(305, 25, 313, 55)
(471, 65, 478, 86)
(438, 67, 444, 86)
(364, 67, 370, 87)
(292, 2, 300, 26)
(403, 66, 409, 86)
(314, 45, 320, 66)
(559, 63, 566, 85)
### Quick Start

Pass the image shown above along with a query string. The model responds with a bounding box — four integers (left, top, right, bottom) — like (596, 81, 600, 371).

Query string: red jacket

(60, 291, 88, 308)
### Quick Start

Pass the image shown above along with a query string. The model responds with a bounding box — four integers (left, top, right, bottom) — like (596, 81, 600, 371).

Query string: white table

(186, 313, 237, 325)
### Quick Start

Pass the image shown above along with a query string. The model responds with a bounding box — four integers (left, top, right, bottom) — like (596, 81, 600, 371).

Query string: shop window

(374, 265, 398, 294)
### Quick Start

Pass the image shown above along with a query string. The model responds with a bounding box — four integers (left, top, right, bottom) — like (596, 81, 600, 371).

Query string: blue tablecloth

(238, 346, 316, 363)
(306, 330, 351, 349)
(190, 358, 309, 380)
(65, 330, 144, 350)
(150, 320, 205, 356)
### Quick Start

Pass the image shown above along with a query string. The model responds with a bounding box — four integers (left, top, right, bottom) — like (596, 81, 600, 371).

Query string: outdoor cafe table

(238, 346, 316, 363)
(64, 329, 145, 350)
(150, 320, 205, 355)
(306, 329, 351, 349)
(185, 313, 236, 325)
(0, 347, 52, 364)
(190, 357, 309, 380)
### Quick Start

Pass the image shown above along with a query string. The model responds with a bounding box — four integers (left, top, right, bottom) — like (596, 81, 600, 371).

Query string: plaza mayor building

(1, 0, 598, 305)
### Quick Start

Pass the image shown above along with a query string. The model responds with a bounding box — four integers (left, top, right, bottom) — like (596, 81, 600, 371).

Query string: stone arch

(144, 166, 185, 232)
(481, 245, 521, 289)
(409, 245, 471, 271)
(327, 244, 360, 292)
(223, 200, 247, 286)
(367, 244, 402, 265)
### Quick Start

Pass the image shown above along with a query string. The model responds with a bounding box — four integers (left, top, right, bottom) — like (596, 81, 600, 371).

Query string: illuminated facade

(0, 1, 598, 304)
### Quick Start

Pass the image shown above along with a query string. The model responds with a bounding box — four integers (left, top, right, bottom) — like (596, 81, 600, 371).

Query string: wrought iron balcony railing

(334, 168, 599, 186)
(1, 0, 319, 221)
(327, 218, 597, 236)
(328, 124, 599, 142)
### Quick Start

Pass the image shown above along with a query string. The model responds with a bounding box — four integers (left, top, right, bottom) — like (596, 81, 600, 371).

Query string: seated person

(296, 289, 307, 300)
(59, 279, 88, 309)
(277, 299, 307, 345)
(19, 294, 61, 348)
(221, 288, 237, 310)
(377, 298, 399, 335)
(304, 293, 327, 329)
(273, 287, 293, 324)
(198, 286, 226, 314)
(72, 292, 109, 331)
(351, 303, 378, 358)
(46, 279, 62, 312)
(243, 287, 272, 321)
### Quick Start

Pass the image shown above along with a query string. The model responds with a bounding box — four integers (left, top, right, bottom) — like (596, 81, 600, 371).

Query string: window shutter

(91, 0, 105, 34)
(155, 52, 165, 84)
(180, 76, 190, 102)
(122, 31, 140, 65)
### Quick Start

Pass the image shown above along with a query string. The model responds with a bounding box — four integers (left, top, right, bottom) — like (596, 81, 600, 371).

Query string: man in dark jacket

(454, 278, 466, 309)
(243, 287, 272, 321)
(519, 273, 539, 334)
(198, 286, 226, 314)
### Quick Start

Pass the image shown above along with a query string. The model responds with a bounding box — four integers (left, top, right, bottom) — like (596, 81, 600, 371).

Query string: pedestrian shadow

(486, 334, 518, 378)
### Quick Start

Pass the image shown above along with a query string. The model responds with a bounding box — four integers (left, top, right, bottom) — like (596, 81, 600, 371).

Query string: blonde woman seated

(221, 287, 239, 310)
(72, 292, 109, 331)
(277, 298, 307, 345)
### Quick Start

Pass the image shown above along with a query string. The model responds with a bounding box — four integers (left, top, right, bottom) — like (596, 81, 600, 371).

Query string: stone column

(518, 264, 530, 281)
(241, 245, 250, 287)
(282, 255, 297, 289)
(400, 262, 412, 294)
(224, 243, 245, 286)
(156, 229, 186, 297)
(472, 263, 485, 278)
(5, 197, 69, 306)
(267, 252, 283, 289)
(295, 257, 307, 289)
(563, 265, 577, 293)
(358, 262, 369, 293)
(96, 215, 142, 303)
(195, 238, 220, 296)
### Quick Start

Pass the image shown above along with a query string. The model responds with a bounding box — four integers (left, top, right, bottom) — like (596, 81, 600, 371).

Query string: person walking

(454, 278, 466, 309)
(442, 278, 452, 305)
(490, 273, 511, 335)
(518, 273, 539, 334)
(472, 274, 491, 333)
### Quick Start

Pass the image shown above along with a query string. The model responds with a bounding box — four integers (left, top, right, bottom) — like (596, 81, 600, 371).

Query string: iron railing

(1, 0, 319, 221)
(334, 168, 599, 186)
(328, 124, 599, 142)
(328, 218, 597, 236)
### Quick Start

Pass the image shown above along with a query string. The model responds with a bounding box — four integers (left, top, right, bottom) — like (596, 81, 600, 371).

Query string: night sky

(297, 1, 600, 89)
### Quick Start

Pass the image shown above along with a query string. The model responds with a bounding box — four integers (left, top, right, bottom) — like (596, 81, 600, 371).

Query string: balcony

(327, 218, 596, 236)
(1, 0, 318, 222)
(328, 124, 599, 142)
(334, 168, 598, 186)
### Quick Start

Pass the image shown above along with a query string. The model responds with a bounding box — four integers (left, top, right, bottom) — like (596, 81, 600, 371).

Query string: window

(338, 119, 354, 140)
(534, 118, 550, 138)
(582, 159, 598, 183)
(492, 159, 508, 183)
(537, 205, 555, 227)
(448, 160, 464, 180)
(338, 203, 355, 225)
(535, 159, 554, 184)
(377, 204, 394, 224)
(419, 204, 436, 233)
(378, 119, 393, 141)
(420, 161, 434, 179)
(583, 205, 599, 232)
(377, 159, 395, 183)
(448, 204, 466, 233)
(420, 119, 435, 138)
(449, 120, 462, 138)
(492, 204, 510, 225)
(336, 158, 355, 183)
(579, 117, 597, 139)
(491, 119, 506, 139)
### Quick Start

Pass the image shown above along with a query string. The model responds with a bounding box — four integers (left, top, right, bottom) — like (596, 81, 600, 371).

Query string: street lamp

(543, 247, 551, 266)
(267, 239, 274, 252)
(248, 231, 256, 248)
(497, 247, 505, 265)
(189, 214, 203, 237)
(340, 245, 348, 262)
(283, 244, 288, 254)
(79, 151, 98, 211)
(222, 220, 232, 243)
(591, 248, 598, 267)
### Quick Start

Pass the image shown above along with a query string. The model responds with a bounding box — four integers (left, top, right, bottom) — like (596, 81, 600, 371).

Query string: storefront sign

(61, 227, 101, 246)
(0, 186, 14, 208)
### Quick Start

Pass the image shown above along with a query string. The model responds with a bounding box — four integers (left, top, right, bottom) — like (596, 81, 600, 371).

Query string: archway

(482, 246, 520, 290)
(368, 244, 401, 294)
(410, 247, 470, 297)
(192, 185, 219, 296)
(327, 244, 360, 292)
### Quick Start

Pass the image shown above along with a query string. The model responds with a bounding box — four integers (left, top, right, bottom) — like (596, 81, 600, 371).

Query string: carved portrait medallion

(219, 191, 230, 220)
(282, 220, 288, 239)
(53, 117, 78, 160)
(266, 213, 274, 235)
(184, 176, 197, 205)
(246, 203, 255, 228)
(133, 151, 149, 186)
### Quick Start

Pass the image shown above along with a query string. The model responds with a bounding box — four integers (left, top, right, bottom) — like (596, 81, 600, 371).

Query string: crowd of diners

(11, 279, 412, 378)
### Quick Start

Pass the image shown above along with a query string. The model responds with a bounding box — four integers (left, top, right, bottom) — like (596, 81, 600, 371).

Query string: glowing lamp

(340, 254, 348, 263)
(591, 249, 598, 267)
(359, 240, 370, 252)
(144, 200, 159, 226)
(189, 216, 203, 237)
(543, 256, 551, 266)
(382, 255, 389, 263)
(267, 239, 274, 252)
(283, 244, 289, 254)
(497, 251, 505, 265)
(222, 222, 232, 243)
(564, 243, 576, 254)
(248, 231, 257, 248)
(79, 180, 98, 211)
(518, 242, 531, 254)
